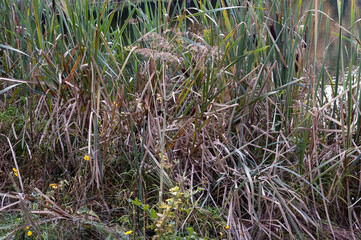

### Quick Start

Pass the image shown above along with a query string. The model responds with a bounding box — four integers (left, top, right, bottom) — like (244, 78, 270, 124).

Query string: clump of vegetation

(1, 0, 361, 239)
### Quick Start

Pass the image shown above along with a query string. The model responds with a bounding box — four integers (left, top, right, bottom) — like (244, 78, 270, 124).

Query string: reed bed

(1, 0, 361, 239)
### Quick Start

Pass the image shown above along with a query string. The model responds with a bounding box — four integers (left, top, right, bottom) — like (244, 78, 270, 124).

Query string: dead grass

(1, 0, 361, 239)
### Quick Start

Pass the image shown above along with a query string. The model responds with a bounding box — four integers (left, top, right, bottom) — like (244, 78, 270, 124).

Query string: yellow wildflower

(84, 155, 90, 161)
(49, 183, 58, 189)
(27, 230, 32, 236)
(225, 225, 230, 229)
(158, 153, 167, 162)
(12, 168, 19, 177)
(125, 230, 133, 235)
(169, 186, 179, 192)
(26, 226, 29, 230)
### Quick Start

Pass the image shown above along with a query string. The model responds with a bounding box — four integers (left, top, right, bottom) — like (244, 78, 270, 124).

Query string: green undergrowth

(1, 0, 361, 239)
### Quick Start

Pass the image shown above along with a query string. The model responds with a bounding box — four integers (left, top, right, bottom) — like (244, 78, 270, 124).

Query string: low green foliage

(0, 104, 25, 133)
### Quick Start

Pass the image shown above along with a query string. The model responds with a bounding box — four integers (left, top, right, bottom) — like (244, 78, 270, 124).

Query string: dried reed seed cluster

(134, 31, 222, 66)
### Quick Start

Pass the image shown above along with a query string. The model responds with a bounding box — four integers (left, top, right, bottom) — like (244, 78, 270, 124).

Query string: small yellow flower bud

(12, 168, 19, 177)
